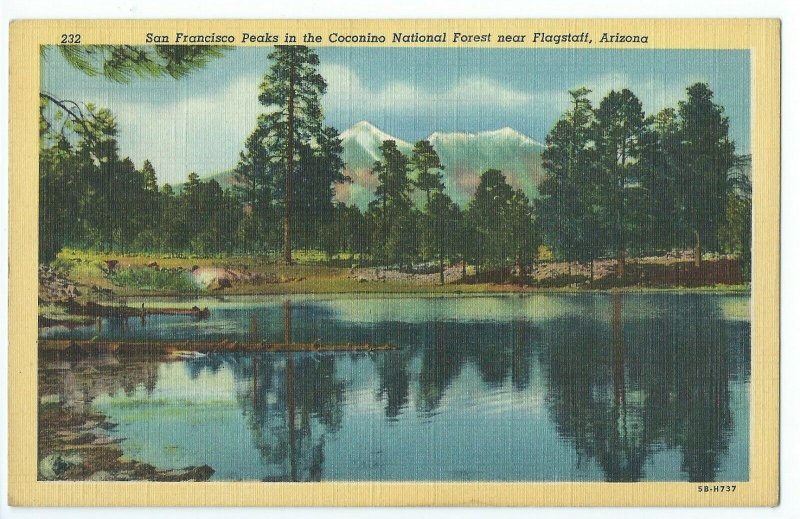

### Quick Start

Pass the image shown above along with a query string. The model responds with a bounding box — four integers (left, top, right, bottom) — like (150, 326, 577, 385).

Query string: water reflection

(39, 293, 750, 482)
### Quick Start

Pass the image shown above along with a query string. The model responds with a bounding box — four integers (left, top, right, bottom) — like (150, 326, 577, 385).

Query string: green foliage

(367, 140, 417, 268)
(49, 45, 227, 83)
(38, 42, 225, 262)
(109, 266, 198, 292)
(410, 139, 445, 203)
(535, 82, 749, 279)
(37, 47, 751, 284)
(674, 83, 737, 254)
(322, 203, 369, 261)
(466, 169, 535, 280)
(39, 102, 245, 259)
(421, 191, 462, 283)
(537, 87, 601, 264)
(252, 45, 346, 262)
(592, 88, 650, 271)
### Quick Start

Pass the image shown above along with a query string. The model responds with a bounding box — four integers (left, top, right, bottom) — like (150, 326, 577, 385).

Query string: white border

(1, 1, 797, 518)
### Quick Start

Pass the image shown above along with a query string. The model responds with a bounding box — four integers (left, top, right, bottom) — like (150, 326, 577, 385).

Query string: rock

(79, 420, 99, 430)
(40, 394, 60, 405)
(89, 470, 114, 481)
(156, 465, 215, 482)
(208, 278, 231, 290)
(55, 431, 96, 444)
(39, 453, 83, 480)
(115, 470, 134, 481)
(91, 435, 119, 445)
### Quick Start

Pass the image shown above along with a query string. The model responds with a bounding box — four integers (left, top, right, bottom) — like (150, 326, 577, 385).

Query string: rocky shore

(38, 404, 214, 482)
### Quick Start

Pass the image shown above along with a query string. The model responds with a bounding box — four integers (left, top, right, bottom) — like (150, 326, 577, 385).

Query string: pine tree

(636, 108, 681, 253)
(233, 129, 274, 251)
(537, 87, 598, 272)
(674, 83, 736, 266)
(256, 45, 334, 264)
(368, 140, 415, 268)
(410, 140, 445, 205)
(466, 169, 516, 281)
(293, 126, 347, 249)
(593, 89, 649, 278)
(423, 191, 460, 284)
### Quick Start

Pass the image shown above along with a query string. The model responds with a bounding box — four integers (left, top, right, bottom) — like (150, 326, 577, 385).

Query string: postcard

(8, 18, 779, 506)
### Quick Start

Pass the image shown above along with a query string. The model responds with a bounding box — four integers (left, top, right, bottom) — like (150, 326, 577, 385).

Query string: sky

(41, 46, 750, 185)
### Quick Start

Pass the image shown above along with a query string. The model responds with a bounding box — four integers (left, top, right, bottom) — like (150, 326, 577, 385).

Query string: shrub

(109, 266, 199, 292)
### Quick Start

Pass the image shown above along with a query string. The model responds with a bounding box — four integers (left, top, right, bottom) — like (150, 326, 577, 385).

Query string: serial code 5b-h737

(697, 485, 737, 493)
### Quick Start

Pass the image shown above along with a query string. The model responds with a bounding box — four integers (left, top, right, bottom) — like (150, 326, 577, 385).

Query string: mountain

(188, 121, 546, 210)
(334, 121, 413, 209)
(336, 121, 546, 209)
(426, 126, 546, 207)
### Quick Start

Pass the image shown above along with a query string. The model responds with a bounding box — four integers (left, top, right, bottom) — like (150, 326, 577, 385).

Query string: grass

(109, 266, 199, 292)
(48, 248, 751, 298)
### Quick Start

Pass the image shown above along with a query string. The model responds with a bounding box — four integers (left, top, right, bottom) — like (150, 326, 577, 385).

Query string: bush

(109, 266, 199, 292)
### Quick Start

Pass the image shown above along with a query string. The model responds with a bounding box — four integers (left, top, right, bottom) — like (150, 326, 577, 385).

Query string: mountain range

(190, 121, 547, 210)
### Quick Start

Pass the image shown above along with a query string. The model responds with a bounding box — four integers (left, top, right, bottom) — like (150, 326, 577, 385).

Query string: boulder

(89, 470, 114, 481)
(39, 453, 83, 480)
(208, 278, 231, 290)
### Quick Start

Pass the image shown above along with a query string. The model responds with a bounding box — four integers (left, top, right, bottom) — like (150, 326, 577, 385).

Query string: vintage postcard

(8, 19, 779, 506)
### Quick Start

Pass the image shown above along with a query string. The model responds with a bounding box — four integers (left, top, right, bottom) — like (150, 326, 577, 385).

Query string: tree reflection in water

(39, 294, 748, 482)
(541, 293, 744, 482)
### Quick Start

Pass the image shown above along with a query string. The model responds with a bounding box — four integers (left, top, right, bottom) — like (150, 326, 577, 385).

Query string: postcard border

(8, 18, 780, 506)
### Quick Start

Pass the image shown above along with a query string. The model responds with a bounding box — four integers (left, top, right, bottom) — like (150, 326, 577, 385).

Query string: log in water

(65, 301, 211, 319)
(39, 339, 395, 356)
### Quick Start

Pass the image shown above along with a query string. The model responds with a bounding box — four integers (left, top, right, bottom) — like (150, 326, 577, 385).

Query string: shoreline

(63, 283, 753, 299)
(37, 400, 215, 482)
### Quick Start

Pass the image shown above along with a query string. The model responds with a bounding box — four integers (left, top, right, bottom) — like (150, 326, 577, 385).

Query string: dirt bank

(38, 404, 214, 482)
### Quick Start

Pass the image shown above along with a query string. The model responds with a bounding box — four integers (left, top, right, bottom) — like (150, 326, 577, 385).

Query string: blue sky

(41, 47, 750, 185)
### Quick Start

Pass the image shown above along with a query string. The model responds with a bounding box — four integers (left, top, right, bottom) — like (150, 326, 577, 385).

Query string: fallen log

(65, 301, 210, 319)
(38, 315, 95, 328)
(40, 339, 395, 356)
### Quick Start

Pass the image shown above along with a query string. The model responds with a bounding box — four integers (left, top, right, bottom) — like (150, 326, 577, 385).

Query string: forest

(39, 45, 752, 285)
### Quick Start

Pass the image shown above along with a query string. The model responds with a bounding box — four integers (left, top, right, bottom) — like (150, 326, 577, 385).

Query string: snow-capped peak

(427, 127, 544, 147)
(339, 121, 410, 148)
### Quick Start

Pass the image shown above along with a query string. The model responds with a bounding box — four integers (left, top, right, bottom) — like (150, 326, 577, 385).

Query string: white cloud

(583, 71, 709, 115)
(320, 63, 555, 117)
(109, 74, 265, 185)
(320, 63, 708, 131)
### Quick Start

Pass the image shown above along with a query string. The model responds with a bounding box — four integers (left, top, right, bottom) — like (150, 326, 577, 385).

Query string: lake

(38, 292, 750, 482)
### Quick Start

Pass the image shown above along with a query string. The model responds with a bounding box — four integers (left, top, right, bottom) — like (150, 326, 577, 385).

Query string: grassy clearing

(49, 248, 750, 297)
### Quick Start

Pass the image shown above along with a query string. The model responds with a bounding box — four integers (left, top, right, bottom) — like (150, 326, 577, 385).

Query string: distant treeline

(39, 46, 751, 282)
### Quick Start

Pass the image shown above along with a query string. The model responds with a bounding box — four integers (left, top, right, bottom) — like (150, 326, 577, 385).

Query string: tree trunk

(438, 215, 444, 285)
(617, 143, 626, 279)
(694, 228, 702, 268)
(283, 50, 296, 265)
(283, 299, 297, 480)
(612, 293, 625, 407)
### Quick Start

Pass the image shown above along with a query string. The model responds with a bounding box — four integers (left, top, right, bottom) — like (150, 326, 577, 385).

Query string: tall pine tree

(675, 83, 736, 266)
(255, 46, 343, 263)
(593, 89, 649, 278)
